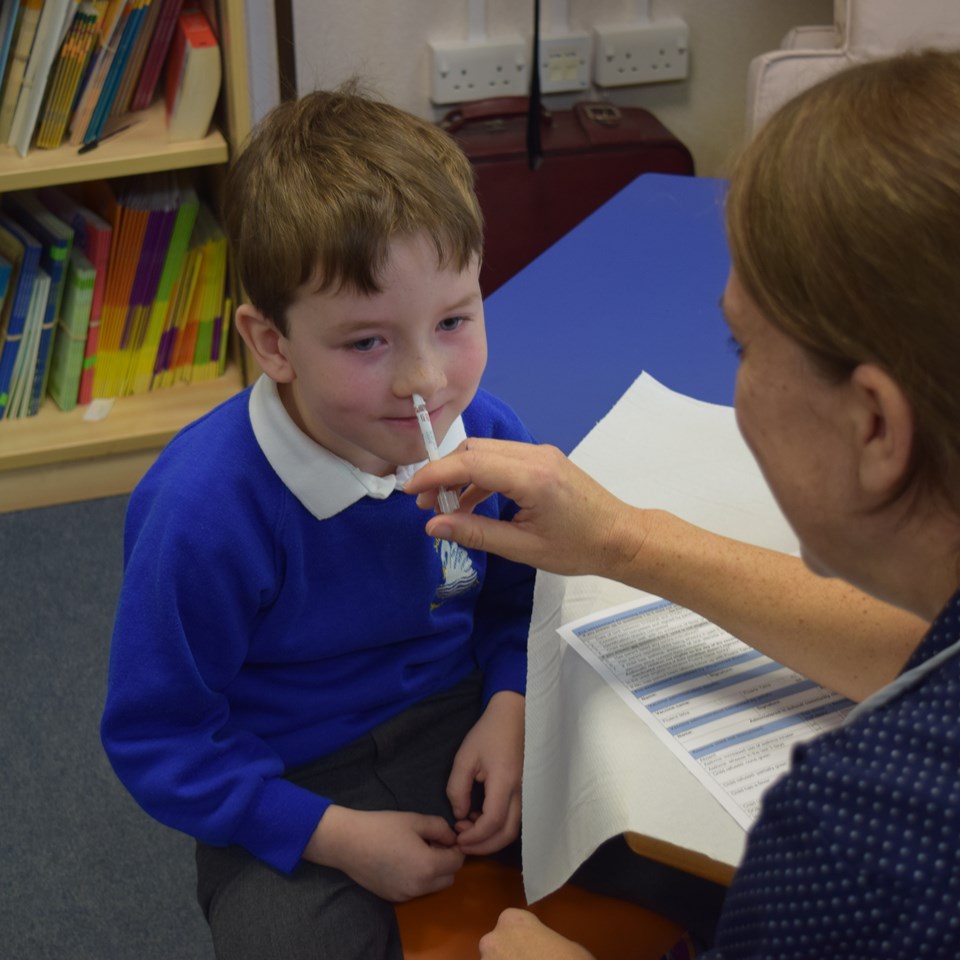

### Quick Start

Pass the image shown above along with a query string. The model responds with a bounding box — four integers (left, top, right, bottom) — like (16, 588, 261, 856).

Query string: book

(38, 184, 112, 405)
(7, 268, 50, 416)
(4, 190, 75, 414)
(212, 293, 230, 377)
(164, 5, 219, 141)
(0, 217, 42, 420)
(0, 256, 14, 409)
(88, 174, 182, 397)
(67, 0, 129, 146)
(186, 201, 225, 380)
(8, 0, 78, 156)
(35, 2, 106, 149)
(82, 0, 152, 144)
(151, 228, 199, 388)
(0, 2, 23, 98)
(0, 0, 45, 144)
(127, 176, 196, 393)
(109, 0, 160, 115)
(113, 174, 178, 394)
(48, 247, 94, 410)
(128, 0, 182, 110)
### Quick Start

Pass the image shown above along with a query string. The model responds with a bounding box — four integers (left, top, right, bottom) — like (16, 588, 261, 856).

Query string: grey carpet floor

(1, 495, 211, 959)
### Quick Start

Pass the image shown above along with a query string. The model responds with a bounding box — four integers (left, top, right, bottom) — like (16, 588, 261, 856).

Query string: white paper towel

(521, 373, 799, 902)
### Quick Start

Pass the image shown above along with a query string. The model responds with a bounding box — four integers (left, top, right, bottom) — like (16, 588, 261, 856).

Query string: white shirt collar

(248, 374, 466, 520)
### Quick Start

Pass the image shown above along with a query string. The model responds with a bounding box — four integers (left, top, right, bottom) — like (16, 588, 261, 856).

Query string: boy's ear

(235, 304, 295, 383)
(850, 363, 914, 501)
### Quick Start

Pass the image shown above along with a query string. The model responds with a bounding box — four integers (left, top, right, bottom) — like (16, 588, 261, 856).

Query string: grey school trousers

(195, 672, 484, 960)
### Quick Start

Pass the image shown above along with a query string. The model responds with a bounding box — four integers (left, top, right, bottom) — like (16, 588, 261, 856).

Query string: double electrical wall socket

(593, 17, 689, 87)
(539, 33, 591, 94)
(429, 39, 529, 105)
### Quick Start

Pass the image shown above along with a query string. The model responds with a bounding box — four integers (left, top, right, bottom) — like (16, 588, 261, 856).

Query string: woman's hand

(478, 909, 597, 959)
(407, 439, 648, 582)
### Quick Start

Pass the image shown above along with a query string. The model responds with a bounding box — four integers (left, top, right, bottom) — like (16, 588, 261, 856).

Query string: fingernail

(430, 522, 452, 540)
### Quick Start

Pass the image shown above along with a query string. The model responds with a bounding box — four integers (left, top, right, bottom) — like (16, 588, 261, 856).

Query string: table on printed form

(480, 173, 752, 897)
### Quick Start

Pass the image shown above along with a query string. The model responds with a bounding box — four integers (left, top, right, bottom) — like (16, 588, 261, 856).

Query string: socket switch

(593, 18, 689, 87)
(539, 33, 591, 94)
(429, 39, 529, 105)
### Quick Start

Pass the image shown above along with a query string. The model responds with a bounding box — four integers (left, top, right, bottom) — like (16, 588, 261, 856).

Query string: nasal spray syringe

(412, 393, 460, 514)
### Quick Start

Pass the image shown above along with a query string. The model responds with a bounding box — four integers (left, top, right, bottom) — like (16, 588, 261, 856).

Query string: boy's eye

(439, 316, 465, 332)
(350, 336, 380, 352)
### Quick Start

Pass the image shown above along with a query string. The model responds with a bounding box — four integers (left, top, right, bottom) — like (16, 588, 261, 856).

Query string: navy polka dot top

(704, 589, 960, 958)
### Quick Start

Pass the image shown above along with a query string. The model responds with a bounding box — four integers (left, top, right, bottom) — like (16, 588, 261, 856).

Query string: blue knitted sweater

(101, 378, 535, 873)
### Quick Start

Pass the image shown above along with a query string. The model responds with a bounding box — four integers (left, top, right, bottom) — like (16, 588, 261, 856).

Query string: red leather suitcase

(440, 97, 695, 295)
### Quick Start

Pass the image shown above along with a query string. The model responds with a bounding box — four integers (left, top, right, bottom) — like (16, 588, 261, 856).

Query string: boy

(101, 87, 535, 959)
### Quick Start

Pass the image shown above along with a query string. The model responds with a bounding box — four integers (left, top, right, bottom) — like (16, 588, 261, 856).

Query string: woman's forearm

(606, 509, 925, 701)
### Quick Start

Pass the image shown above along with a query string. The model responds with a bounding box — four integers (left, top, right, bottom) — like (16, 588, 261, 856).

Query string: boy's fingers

(445, 759, 477, 820)
(417, 814, 459, 846)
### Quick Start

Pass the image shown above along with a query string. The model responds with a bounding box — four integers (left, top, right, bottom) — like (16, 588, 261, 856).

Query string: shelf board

(0, 366, 245, 474)
(0, 101, 229, 191)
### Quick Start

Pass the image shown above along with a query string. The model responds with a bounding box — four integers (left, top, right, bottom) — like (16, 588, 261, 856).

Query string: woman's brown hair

(726, 49, 960, 509)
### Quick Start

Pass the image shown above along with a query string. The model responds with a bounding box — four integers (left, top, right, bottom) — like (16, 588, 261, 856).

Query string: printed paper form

(560, 599, 853, 830)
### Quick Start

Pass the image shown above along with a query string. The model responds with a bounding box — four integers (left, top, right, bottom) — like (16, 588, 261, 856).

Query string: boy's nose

(393, 352, 447, 399)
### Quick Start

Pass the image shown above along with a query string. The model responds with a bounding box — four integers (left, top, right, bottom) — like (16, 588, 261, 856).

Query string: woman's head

(725, 49, 960, 515)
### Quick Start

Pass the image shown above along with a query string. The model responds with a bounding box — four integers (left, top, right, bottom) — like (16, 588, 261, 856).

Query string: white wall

(291, 0, 834, 177)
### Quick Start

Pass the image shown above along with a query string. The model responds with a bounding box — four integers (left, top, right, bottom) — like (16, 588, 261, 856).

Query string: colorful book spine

(152, 238, 199, 388)
(0, 2, 24, 97)
(0, 0, 45, 143)
(48, 247, 95, 410)
(187, 203, 226, 381)
(7, 269, 51, 417)
(35, 3, 105, 150)
(129, 0, 183, 110)
(0, 217, 41, 419)
(110, 0, 161, 115)
(0, 256, 14, 399)
(8, 0, 78, 157)
(116, 181, 177, 395)
(164, 5, 220, 141)
(129, 178, 196, 394)
(68, 0, 130, 146)
(4, 191, 76, 415)
(83, 0, 151, 145)
(38, 184, 113, 406)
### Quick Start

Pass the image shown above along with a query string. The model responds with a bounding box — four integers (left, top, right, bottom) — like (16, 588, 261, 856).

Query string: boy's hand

(447, 690, 524, 855)
(303, 806, 464, 902)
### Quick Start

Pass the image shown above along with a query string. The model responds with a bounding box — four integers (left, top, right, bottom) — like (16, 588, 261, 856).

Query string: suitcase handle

(440, 97, 552, 133)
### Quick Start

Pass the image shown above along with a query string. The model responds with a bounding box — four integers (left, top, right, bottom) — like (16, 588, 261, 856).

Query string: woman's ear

(235, 304, 295, 383)
(850, 363, 914, 500)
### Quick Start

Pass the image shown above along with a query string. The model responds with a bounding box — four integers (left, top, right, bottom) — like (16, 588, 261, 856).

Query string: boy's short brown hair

(223, 84, 483, 333)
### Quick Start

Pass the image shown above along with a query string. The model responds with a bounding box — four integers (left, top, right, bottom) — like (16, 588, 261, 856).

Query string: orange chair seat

(395, 858, 689, 959)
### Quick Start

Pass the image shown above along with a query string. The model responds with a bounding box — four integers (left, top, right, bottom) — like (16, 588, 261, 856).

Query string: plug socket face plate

(429, 40, 529, 104)
(539, 33, 591, 93)
(593, 19, 689, 87)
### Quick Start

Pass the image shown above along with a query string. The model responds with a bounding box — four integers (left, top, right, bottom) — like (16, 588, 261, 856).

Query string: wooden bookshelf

(0, 0, 251, 514)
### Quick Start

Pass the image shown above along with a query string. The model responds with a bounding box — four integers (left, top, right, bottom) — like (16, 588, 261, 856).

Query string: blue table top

(481, 174, 735, 453)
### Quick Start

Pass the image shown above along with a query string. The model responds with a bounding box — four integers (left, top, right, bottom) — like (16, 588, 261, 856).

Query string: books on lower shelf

(0, 174, 231, 419)
(0, 0, 221, 155)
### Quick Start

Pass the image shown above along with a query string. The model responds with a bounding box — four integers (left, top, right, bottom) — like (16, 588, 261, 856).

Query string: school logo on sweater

(433, 538, 479, 605)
